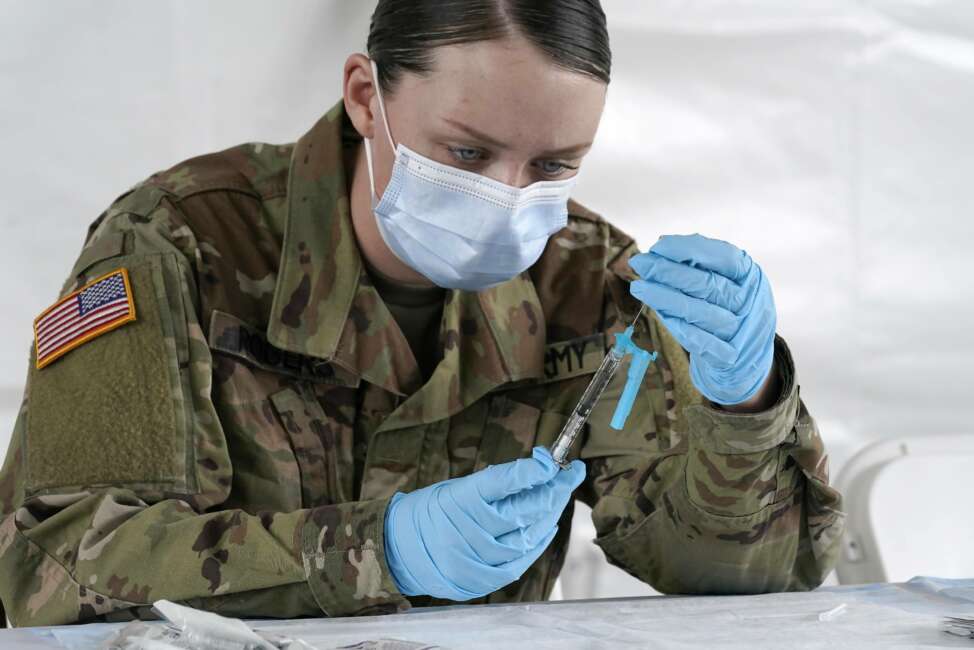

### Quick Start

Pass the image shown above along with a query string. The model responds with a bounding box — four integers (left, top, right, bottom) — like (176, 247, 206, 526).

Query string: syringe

(549, 305, 658, 468)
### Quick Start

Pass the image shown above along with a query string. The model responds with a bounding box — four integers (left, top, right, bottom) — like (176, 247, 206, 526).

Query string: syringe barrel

(549, 413, 586, 468)
(549, 346, 625, 467)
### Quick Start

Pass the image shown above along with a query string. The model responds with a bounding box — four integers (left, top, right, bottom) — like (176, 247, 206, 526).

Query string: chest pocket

(269, 385, 354, 507)
(208, 310, 358, 509)
(472, 333, 608, 472)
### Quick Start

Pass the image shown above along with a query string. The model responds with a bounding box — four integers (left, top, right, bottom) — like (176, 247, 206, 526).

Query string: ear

(343, 53, 377, 140)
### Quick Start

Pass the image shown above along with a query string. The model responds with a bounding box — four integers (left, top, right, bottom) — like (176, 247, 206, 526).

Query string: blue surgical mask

(363, 60, 578, 292)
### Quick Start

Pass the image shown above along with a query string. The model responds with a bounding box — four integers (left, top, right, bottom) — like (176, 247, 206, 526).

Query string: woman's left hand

(628, 233, 777, 406)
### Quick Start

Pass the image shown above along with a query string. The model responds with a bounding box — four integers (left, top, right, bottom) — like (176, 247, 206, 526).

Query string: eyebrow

(441, 117, 592, 158)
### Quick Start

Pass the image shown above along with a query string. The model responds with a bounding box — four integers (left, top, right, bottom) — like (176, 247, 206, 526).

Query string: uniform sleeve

(576, 240, 845, 594)
(0, 187, 408, 627)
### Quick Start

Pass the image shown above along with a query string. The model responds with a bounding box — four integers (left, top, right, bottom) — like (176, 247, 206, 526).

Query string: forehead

(393, 38, 607, 149)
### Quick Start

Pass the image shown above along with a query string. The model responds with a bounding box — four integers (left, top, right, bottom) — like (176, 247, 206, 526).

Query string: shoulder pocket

(24, 252, 193, 497)
(71, 231, 127, 279)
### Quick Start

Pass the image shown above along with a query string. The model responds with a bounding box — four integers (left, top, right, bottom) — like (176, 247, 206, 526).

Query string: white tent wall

(0, 0, 971, 598)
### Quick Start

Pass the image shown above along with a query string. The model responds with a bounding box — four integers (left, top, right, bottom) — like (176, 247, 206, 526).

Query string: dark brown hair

(367, 0, 611, 92)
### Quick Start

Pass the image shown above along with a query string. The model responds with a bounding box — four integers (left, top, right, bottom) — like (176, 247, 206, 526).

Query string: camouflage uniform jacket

(0, 102, 845, 627)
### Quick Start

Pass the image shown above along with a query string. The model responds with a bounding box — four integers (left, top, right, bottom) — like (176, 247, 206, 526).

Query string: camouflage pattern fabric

(0, 102, 844, 627)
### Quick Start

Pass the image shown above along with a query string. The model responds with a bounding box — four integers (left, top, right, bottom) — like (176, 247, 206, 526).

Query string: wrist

(689, 329, 777, 408)
(383, 492, 419, 595)
(716, 360, 780, 413)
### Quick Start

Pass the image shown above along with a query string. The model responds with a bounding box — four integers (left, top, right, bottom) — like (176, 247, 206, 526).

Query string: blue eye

(449, 146, 484, 163)
(535, 160, 577, 177)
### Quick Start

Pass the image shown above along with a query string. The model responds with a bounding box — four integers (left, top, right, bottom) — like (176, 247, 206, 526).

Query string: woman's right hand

(383, 446, 585, 601)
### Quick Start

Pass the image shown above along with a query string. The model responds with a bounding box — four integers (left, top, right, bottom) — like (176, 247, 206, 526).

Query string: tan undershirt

(363, 260, 446, 384)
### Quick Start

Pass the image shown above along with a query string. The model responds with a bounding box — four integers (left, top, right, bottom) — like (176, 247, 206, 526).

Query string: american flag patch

(34, 268, 137, 369)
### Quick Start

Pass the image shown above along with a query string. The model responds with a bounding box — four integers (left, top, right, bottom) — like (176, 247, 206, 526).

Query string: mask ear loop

(364, 59, 397, 200)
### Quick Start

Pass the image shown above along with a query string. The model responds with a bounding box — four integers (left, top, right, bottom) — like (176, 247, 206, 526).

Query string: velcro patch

(33, 268, 137, 369)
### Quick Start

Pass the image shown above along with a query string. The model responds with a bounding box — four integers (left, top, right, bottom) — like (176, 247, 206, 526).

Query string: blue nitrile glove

(629, 233, 776, 405)
(383, 446, 585, 601)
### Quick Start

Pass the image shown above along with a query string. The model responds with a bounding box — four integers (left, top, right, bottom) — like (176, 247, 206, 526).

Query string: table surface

(4, 577, 974, 649)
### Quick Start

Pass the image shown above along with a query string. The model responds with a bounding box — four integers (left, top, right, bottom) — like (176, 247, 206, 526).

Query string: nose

(482, 161, 533, 189)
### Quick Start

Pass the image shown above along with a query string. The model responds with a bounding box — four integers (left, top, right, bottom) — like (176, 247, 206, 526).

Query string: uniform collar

(267, 102, 547, 422)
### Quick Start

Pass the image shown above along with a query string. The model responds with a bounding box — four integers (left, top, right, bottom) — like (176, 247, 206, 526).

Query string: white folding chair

(834, 433, 974, 584)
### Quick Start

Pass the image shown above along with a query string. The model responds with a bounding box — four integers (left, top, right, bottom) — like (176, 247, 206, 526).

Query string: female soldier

(0, 0, 843, 627)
